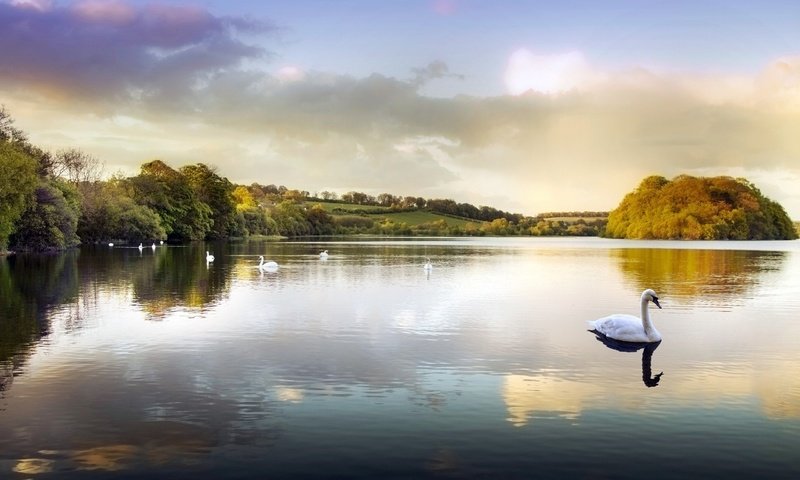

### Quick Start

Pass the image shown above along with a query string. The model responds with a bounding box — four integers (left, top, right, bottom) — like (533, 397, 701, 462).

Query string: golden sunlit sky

(1, 0, 799, 217)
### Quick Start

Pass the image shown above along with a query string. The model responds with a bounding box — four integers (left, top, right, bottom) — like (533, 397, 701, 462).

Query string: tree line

(4, 107, 795, 253)
(3, 107, 577, 252)
(313, 191, 523, 223)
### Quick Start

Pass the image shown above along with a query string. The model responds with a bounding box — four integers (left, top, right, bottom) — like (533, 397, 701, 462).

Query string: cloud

(9, 0, 52, 12)
(0, 0, 272, 102)
(504, 49, 598, 95)
(410, 60, 464, 88)
(1, 1, 798, 217)
(276, 65, 306, 83)
(128, 58, 796, 214)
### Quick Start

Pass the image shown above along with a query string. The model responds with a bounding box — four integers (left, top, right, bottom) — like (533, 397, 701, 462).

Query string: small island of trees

(603, 175, 798, 240)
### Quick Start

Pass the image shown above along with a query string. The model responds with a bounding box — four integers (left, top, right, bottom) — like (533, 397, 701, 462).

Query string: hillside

(310, 201, 476, 226)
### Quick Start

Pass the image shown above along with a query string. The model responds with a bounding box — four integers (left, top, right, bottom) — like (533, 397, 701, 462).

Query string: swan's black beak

(652, 297, 662, 309)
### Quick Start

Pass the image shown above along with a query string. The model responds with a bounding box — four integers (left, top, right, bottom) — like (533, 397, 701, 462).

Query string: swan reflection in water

(590, 331, 664, 388)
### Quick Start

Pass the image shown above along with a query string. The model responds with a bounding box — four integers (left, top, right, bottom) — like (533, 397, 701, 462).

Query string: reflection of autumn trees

(612, 248, 785, 299)
(129, 245, 231, 319)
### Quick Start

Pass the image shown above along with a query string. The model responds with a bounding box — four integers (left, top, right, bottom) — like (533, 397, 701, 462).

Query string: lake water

(1, 237, 799, 479)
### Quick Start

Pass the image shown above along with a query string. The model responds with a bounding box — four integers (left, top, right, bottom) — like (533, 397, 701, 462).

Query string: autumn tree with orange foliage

(604, 175, 797, 240)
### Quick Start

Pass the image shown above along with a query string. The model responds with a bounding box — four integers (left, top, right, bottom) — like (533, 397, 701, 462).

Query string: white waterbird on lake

(424, 257, 433, 271)
(206, 251, 215, 262)
(258, 255, 278, 272)
(320, 250, 329, 259)
(589, 289, 662, 343)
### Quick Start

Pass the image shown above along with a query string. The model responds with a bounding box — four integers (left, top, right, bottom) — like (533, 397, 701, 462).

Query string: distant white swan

(258, 255, 278, 271)
(423, 257, 433, 271)
(108, 242, 114, 247)
(138, 243, 143, 251)
(589, 289, 663, 343)
(206, 251, 215, 262)
(160, 240, 164, 245)
(151, 242, 156, 250)
(319, 250, 329, 259)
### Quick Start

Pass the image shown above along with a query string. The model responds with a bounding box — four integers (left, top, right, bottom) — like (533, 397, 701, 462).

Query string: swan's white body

(590, 289, 662, 343)
(151, 243, 156, 250)
(138, 243, 143, 251)
(259, 255, 278, 271)
(423, 258, 433, 271)
(108, 242, 114, 247)
(206, 251, 215, 262)
(319, 250, 329, 259)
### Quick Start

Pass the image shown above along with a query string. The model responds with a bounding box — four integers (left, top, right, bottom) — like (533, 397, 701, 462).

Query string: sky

(1, 0, 799, 217)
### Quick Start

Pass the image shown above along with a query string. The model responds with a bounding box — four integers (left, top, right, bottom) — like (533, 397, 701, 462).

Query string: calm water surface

(1, 237, 799, 479)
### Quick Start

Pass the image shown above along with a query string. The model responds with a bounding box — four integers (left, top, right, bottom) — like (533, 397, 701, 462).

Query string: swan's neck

(640, 298, 655, 336)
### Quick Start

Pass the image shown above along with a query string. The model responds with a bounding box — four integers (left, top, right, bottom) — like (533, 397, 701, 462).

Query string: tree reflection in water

(611, 248, 786, 304)
(0, 243, 233, 393)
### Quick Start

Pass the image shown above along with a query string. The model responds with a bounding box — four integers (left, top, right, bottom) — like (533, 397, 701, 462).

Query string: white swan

(423, 257, 433, 271)
(319, 250, 329, 259)
(108, 242, 114, 247)
(138, 243, 143, 251)
(258, 255, 278, 271)
(589, 289, 662, 343)
(151, 242, 156, 250)
(206, 251, 215, 262)
(160, 240, 164, 245)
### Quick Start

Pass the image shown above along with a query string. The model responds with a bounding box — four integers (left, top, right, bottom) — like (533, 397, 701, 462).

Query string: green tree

(271, 200, 311, 237)
(306, 204, 334, 235)
(0, 142, 38, 251)
(180, 163, 236, 239)
(127, 160, 212, 241)
(78, 178, 165, 243)
(10, 178, 81, 252)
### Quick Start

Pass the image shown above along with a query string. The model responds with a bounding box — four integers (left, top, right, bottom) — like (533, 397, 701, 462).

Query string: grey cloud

(0, 1, 273, 100)
(118, 62, 799, 212)
(410, 60, 465, 88)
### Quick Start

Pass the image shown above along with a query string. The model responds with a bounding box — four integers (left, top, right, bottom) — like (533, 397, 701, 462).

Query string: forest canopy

(603, 175, 798, 240)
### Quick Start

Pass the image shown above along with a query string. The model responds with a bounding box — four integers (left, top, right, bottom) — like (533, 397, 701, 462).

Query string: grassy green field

(540, 216, 607, 223)
(307, 201, 479, 227)
(310, 201, 391, 212)
(377, 211, 477, 227)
